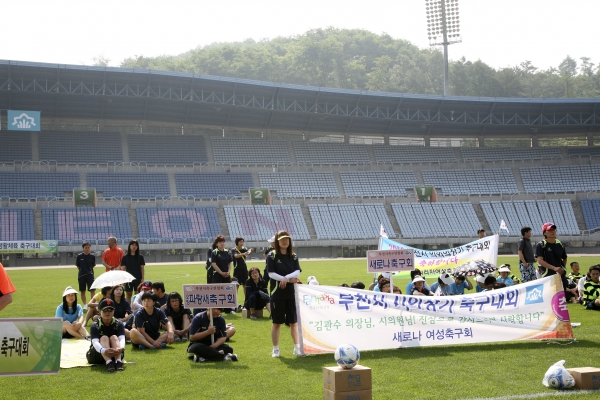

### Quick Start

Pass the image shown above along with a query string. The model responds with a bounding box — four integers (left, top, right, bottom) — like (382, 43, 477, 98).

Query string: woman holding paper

(267, 230, 301, 358)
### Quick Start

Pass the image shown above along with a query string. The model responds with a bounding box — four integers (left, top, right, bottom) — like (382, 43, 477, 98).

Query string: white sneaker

(272, 348, 280, 358)
(193, 355, 206, 363)
(293, 347, 305, 357)
(229, 310, 236, 314)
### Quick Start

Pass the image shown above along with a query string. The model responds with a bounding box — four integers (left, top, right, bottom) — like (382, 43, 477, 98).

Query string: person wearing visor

(535, 222, 568, 293)
(267, 230, 302, 358)
(87, 298, 126, 372)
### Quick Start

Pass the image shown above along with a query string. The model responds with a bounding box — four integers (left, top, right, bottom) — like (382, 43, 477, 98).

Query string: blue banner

(7, 110, 40, 131)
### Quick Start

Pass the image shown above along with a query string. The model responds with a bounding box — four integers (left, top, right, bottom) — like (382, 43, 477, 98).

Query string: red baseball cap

(542, 222, 556, 233)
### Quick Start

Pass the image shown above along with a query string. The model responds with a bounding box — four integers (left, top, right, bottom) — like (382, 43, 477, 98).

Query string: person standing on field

(517, 227, 536, 282)
(76, 241, 96, 307)
(102, 236, 124, 272)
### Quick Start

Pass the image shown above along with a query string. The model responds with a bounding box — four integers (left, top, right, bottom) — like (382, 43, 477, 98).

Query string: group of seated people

(56, 278, 242, 372)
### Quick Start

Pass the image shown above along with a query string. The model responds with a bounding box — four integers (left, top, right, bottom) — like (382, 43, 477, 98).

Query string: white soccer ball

(334, 343, 360, 369)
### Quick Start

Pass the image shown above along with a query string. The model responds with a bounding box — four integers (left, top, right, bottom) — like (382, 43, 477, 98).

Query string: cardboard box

(323, 389, 372, 400)
(241, 309, 263, 318)
(323, 365, 372, 392)
(567, 367, 600, 390)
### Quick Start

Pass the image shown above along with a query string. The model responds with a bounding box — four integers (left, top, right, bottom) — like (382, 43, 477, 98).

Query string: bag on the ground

(542, 360, 574, 389)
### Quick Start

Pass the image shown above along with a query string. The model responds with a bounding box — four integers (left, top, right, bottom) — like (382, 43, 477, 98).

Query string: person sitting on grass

(430, 273, 454, 296)
(165, 292, 192, 341)
(131, 280, 152, 313)
(87, 298, 125, 372)
(410, 276, 432, 296)
(405, 269, 431, 294)
(483, 276, 497, 291)
(475, 275, 486, 293)
(56, 286, 88, 339)
(84, 286, 112, 326)
(151, 281, 169, 310)
(109, 284, 132, 339)
(378, 278, 391, 293)
(496, 266, 514, 286)
(569, 262, 583, 283)
(130, 292, 174, 349)
(244, 267, 270, 319)
(187, 308, 238, 362)
(450, 275, 473, 295)
(351, 281, 365, 290)
(582, 265, 600, 311)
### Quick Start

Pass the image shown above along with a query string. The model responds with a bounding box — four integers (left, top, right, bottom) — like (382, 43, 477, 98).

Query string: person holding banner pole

(0, 262, 16, 312)
(186, 308, 238, 362)
(267, 230, 302, 358)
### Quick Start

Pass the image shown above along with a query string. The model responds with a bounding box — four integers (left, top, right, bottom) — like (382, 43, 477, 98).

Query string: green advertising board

(249, 188, 271, 205)
(73, 188, 96, 207)
(0, 318, 62, 376)
(0, 241, 58, 254)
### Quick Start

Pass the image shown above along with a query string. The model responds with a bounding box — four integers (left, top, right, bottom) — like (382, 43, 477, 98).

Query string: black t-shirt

(231, 247, 248, 271)
(134, 307, 168, 340)
(245, 278, 268, 297)
(189, 311, 226, 346)
(121, 254, 145, 280)
(75, 253, 96, 276)
(212, 249, 233, 273)
(91, 317, 125, 339)
(517, 237, 535, 263)
(112, 298, 131, 319)
(266, 252, 301, 299)
(535, 240, 567, 276)
(165, 306, 192, 330)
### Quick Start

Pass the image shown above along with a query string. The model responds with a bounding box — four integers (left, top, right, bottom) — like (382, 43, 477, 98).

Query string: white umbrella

(90, 270, 136, 289)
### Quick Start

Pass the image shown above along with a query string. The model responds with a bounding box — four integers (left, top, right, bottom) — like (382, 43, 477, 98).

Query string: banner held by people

(297, 275, 572, 355)
(379, 235, 499, 278)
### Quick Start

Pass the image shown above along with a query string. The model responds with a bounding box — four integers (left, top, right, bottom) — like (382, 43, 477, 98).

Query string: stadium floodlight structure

(425, 0, 462, 96)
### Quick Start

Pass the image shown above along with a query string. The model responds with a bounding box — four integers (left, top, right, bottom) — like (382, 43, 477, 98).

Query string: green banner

(0, 318, 62, 376)
(0, 241, 58, 254)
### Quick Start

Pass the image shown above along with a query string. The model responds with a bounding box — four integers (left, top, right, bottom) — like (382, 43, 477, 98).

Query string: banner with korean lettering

(297, 275, 572, 354)
(182, 283, 238, 309)
(0, 241, 58, 254)
(0, 318, 62, 376)
(379, 235, 498, 278)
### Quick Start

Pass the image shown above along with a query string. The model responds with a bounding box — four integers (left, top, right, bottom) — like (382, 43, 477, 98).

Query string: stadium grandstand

(0, 59, 599, 266)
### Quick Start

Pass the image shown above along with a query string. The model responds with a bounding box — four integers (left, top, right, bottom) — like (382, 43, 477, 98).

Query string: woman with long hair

(109, 284, 132, 338)
(164, 291, 192, 341)
(266, 230, 302, 358)
(244, 267, 270, 319)
(56, 286, 88, 339)
(121, 239, 145, 304)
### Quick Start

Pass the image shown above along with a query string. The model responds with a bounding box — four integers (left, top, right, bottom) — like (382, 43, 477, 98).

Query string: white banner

(379, 235, 499, 278)
(297, 275, 572, 354)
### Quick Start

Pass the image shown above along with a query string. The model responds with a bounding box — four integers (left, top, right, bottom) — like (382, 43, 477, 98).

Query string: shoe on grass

(106, 361, 116, 373)
(160, 343, 166, 349)
(193, 355, 206, 363)
(250, 313, 257, 320)
(174, 335, 181, 342)
(293, 348, 305, 357)
(115, 361, 124, 371)
(225, 354, 238, 362)
(272, 348, 280, 358)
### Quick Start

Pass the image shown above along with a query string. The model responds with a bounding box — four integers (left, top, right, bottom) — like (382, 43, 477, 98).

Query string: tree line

(111, 28, 600, 99)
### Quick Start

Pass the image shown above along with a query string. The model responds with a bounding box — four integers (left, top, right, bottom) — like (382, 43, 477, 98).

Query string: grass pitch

(2, 256, 600, 399)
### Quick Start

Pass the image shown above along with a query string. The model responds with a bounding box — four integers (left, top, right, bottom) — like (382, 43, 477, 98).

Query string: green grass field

(2, 256, 599, 399)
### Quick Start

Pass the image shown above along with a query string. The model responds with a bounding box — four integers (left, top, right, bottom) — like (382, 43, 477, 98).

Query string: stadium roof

(1, 59, 599, 138)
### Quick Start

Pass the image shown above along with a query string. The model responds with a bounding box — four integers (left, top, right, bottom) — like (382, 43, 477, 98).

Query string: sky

(4, 0, 598, 72)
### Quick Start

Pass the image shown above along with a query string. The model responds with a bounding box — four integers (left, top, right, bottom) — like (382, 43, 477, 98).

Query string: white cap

(268, 236, 275, 244)
(307, 275, 317, 283)
(62, 286, 78, 297)
(476, 275, 486, 284)
(439, 273, 454, 285)
(412, 276, 426, 283)
(308, 279, 319, 285)
(498, 267, 511, 273)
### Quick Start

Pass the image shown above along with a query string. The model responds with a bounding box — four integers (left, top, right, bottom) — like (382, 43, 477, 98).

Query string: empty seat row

(224, 205, 310, 241)
(308, 203, 395, 240)
(137, 207, 220, 242)
(391, 202, 480, 238)
(0, 209, 34, 241)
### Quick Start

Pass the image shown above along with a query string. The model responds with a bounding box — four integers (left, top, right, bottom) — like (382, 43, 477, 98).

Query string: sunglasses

(101, 308, 115, 312)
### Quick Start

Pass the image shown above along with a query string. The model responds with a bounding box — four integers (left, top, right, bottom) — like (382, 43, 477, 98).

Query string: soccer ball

(334, 343, 360, 369)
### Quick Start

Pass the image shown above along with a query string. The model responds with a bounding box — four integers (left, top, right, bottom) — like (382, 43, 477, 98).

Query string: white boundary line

(467, 389, 600, 400)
